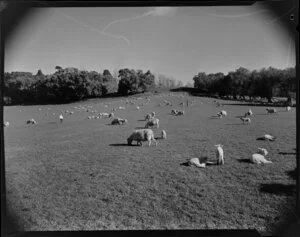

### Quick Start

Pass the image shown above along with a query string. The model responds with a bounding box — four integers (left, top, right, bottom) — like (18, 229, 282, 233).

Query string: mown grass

(4, 93, 296, 234)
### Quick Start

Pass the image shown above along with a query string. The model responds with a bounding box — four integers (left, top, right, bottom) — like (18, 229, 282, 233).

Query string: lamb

(266, 108, 277, 114)
(257, 148, 268, 156)
(161, 130, 167, 139)
(286, 106, 291, 111)
(240, 117, 251, 124)
(250, 153, 272, 164)
(215, 144, 224, 165)
(244, 109, 253, 117)
(263, 134, 276, 141)
(26, 118, 37, 125)
(3, 122, 9, 127)
(127, 129, 157, 147)
(188, 157, 206, 168)
(59, 114, 64, 123)
(111, 118, 128, 125)
(145, 118, 159, 129)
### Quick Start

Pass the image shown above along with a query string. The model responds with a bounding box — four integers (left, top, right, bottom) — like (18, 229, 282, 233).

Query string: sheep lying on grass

(257, 148, 268, 156)
(240, 117, 251, 124)
(100, 112, 114, 118)
(145, 118, 159, 129)
(111, 118, 128, 125)
(127, 129, 157, 147)
(257, 134, 276, 141)
(250, 153, 272, 164)
(26, 118, 37, 125)
(188, 157, 206, 168)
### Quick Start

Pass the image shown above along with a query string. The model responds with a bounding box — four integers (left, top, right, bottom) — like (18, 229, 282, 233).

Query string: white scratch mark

(201, 9, 270, 18)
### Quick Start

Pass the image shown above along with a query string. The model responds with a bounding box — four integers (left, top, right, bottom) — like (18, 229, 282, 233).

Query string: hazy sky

(5, 3, 296, 83)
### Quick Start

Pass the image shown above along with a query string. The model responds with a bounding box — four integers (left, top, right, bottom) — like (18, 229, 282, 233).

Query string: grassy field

(4, 92, 297, 234)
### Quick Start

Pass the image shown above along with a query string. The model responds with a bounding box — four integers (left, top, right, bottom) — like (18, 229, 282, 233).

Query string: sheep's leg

(148, 139, 151, 147)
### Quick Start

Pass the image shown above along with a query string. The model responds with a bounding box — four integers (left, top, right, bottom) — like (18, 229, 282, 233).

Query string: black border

(1, 0, 299, 236)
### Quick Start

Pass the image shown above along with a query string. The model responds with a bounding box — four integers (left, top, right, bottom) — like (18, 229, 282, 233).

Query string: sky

(5, 2, 296, 84)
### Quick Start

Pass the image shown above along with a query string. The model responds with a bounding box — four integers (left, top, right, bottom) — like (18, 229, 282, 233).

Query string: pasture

(4, 92, 296, 234)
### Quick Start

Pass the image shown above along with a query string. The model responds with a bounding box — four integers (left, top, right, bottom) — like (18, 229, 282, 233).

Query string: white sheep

(215, 144, 224, 165)
(161, 130, 167, 139)
(3, 121, 9, 127)
(286, 106, 291, 111)
(240, 117, 251, 124)
(145, 118, 159, 129)
(59, 114, 64, 123)
(127, 129, 157, 147)
(188, 157, 206, 168)
(244, 109, 253, 117)
(257, 148, 268, 156)
(136, 106, 140, 110)
(262, 134, 276, 141)
(119, 106, 125, 110)
(266, 108, 277, 114)
(250, 153, 272, 164)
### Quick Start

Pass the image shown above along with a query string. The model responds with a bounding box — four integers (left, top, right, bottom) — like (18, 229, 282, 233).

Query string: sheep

(145, 113, 153, 121)
(111, 118, 128, 125)
(266, 108, 277, 114)
(188, 157, 206, 168)
(127, 129, 157, 147)
(150, 112, 156, 117)
(176, 110, 185, 116)
(263, 134, 276, 141)
(257, 148, 268, 156)
(250, 153, 272, 164)
(171, 109, 178, 115)
(119, 106, 125, 110)
(240, 117, 251, 124)
(244, 109, 253, 117)
(59, 114, 64, 123)
(161, 130, 167, 139)
(100, 112, 114, 118)
(136, 106, 140, 110)
(145, 118, 159, 129)
(286, 106, 291, 111)
(215, 144, 224, 165)
(217, 110, 227, 118)
(3, 122, 9, 127)
(26, 118, 37, 125)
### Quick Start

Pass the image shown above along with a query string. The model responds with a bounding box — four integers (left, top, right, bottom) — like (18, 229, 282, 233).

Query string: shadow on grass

(109, 143, 130, 147)
(286, 168, 297, 180)
(135, 127, 146, 129)
(260, 183, 296, 196)
(237, 159, 252, 163)
(137, 119, 146, 122)
(225, 123, 245, 126)
(279, 152, 296, 155)
(180, 162, 190, 166)
(209, 116, 220, 119)
(154, 137, 163, 140)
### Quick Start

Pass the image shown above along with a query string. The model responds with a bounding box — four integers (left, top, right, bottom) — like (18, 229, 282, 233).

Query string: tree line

(193, 66, 296, 104)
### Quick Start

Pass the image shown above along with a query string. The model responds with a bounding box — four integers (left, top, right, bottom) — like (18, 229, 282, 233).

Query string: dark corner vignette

(1, 0, 299, 237)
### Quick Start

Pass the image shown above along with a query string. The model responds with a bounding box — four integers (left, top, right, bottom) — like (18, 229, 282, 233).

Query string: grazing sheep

(266, 108, 277, 114)
(217, 110, 227, 118)
(257, 148, 268, 156)
(240, 117, 251, 124)
(188, 157, 206, 168)
(250, 153, 272, 164)
(4, 122, 9, 127)
(244, 109, 253, 117)
(59, 114, 64, 123)
(161, 130, 167, 139)
(26, 118, 37, 125)
(111, 118, 128, 125)
(127, 129, 157, 147)
(145, 118, 159, 129)
(215, 144, 224, 165)
(286, 106, 291, 111)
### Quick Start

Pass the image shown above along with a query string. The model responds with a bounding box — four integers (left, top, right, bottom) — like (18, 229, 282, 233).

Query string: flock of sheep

(3, 93, 294, 167)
